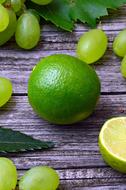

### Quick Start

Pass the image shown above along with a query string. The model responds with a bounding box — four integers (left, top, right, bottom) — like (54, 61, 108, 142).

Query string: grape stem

(98, 21, 103, 30)
(4, 3, 11, 8)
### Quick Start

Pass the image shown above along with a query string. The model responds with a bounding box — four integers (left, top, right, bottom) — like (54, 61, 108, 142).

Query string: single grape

(121, 55, 126, 78)
(76, 29, 108, 64)
(0, 4, 9, 32)
(0, 0, 6, 4)
(15, 12, 40, 49)
(19, 166, 60, 190)
(31, 0, 52, 5)
(0, 77, 12, 107)
(11, 0, 22, 12)
(0, 157, 17, 190)
(0, 9, 17, 46)
(113, 29, 126, 57)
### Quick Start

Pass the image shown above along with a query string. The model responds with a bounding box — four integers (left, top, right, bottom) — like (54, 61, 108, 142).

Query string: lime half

(99, 117, 126, 173)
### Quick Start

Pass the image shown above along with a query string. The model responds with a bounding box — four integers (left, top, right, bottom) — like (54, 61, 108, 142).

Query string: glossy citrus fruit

(99, 117, 126, 173)
(28, 54, 101, 125)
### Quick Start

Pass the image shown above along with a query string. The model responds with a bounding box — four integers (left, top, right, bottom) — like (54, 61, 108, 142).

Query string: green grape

(27, 9, 40, 22)
(0, 157, 17, 190)
(11, 0, 22, 12)
(0, 77, 12, 107)
(0, 0, 6, 4)
(31, 0, 52, 5)
(113, 29, 126, 57)
(19, 166, 60, 190)
(76, 29, 108, 64)
(16, 3, 26, 17)
(0, 4, 9, 32)
(15, 12, 40, 49)
(0, 9, 17, 46)
(121, 55, 126, 78)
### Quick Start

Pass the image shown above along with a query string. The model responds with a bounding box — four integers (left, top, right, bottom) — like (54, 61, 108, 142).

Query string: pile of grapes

(0, 157, 59, 190)
(0, 0, 52, 49)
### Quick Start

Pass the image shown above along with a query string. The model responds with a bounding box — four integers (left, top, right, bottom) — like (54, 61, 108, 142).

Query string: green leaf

(0, 127, 54, 153)
(27, 0, 126, 31)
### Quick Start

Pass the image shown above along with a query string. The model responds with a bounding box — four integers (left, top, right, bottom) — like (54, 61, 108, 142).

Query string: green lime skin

(99, 138, 126, 173)
(28, 54, 101, 125)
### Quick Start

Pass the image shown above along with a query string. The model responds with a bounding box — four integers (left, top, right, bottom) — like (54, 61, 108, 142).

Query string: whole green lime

(28, 54, 101, 125)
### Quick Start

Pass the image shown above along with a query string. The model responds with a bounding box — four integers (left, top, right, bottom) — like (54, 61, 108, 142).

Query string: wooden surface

(0, 5, 126, 190)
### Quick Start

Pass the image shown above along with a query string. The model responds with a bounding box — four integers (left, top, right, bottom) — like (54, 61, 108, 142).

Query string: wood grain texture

(0, 94, 125, 168)
(1, 5, 126, 190)
(0, 94, 126, 189)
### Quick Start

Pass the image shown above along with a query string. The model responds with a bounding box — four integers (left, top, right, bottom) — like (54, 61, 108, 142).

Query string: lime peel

(99, 117, 126, 173)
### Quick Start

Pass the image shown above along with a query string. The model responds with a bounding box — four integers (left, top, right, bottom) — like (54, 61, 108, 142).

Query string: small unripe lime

(28, 54, 101, 124)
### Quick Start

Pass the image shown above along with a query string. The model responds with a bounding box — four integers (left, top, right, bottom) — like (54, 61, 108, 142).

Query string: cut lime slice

(99, 117, 126, 173)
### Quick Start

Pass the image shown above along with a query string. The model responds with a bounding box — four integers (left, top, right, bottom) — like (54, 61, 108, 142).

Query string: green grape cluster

(0, 0, 53, 49)
(0, 157, 60, 190)
(76, 28, 126, 79)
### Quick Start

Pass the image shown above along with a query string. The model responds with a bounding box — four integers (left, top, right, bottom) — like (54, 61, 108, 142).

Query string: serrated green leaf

(0, 127, 54, 153)
(27, 0, 126, 31)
